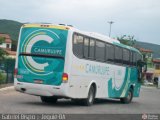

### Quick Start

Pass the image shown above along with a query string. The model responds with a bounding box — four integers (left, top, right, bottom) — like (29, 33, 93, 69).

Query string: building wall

(0, 43, 11, 49)
(141, 51, 154, 81)
(153, 63, 160, 78)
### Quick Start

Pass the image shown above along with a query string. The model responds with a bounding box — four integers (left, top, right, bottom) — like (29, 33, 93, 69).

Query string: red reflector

(14, 68, 18, 76)
(14, 68, 18, 78)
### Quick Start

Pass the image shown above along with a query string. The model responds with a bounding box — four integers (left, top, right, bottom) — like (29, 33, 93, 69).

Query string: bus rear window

(19, 52, 64, 59)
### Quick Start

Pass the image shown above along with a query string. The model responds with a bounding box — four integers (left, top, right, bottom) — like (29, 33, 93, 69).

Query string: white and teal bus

(14, 24, 145, 106)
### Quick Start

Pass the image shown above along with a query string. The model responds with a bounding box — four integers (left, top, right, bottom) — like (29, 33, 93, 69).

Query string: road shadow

(94, 99, 121, 104)
(19, 98, 131, 108)
(20, 100, 79, 108)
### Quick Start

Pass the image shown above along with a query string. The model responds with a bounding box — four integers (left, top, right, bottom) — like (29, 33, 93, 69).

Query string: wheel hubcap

(89, 90, 94, 103)
(127, 92, 131, 100)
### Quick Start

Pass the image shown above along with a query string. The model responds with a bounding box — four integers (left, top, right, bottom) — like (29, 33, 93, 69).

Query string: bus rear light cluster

(62, 73, 68, 83)
(14, 68, 18, 78)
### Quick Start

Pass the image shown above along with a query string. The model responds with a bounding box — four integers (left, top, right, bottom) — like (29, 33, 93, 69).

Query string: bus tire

(40, 96, 57, 103)
(120, 89, 133, 104)
(83, 85, 95, 106)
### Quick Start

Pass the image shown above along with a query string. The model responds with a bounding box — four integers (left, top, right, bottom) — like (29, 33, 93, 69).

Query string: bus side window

(123, 48, 130, 65)
(84, 38, 89, 58)
(133, 52, 137, 66)
(115, 46, 122, 64)
(136, 53, 142, 62)
(95, 41, 105, 61)
(73, 34, 84, 58)
(89, 39, 95, 59)
(106, 44, 114, 62)
(130, 51, 133, 66)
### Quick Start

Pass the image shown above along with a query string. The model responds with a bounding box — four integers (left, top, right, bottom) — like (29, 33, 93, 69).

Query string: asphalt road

(0, 86, 160, 114)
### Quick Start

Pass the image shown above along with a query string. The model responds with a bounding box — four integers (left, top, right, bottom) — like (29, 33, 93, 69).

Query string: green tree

(0, 36, 5, 44)
(11, 40, 18, 51)
(0, 37, 6, 84)
(117, 35, 136, 47)
(0, 36, 7, 60)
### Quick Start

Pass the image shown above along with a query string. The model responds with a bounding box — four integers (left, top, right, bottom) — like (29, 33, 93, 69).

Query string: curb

(141, 85, 157, 89)
(0, 86, 14, 92)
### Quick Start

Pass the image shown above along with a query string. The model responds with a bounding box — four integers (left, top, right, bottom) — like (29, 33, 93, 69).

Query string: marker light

(40, 25, 49, 27)
(62, 73, 68, 83)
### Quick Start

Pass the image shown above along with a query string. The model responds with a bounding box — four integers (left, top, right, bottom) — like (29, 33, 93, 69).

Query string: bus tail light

(62, 73, 68, 83)
(14, 68, 18, 77)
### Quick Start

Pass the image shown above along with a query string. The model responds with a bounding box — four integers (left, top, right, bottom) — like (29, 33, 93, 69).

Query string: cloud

(0, 0, 160, 44)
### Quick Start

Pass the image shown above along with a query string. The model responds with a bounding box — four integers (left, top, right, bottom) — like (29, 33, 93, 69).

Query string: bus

(14, 24, 145, 106)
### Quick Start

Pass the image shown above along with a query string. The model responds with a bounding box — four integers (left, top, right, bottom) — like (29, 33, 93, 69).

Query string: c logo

(25, 34, 53, 70)
(21, 29, 60, 75)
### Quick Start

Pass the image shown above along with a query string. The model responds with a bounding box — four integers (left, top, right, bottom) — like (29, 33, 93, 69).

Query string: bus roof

(71, 27, 141, 54)
(22, 23, 70, 30)
(22, 23, 141, 54)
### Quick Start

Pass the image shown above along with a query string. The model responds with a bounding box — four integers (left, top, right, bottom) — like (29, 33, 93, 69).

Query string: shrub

(0, 72, 6, 84)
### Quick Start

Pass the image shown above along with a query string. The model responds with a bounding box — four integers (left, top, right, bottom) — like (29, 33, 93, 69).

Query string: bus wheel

(120, 89, 133, 104)
(83, 85, 95, 106)
(40, 96, 57, 103)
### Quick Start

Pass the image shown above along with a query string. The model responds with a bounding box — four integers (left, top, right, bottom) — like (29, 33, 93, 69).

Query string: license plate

(34, 80, 43, 84)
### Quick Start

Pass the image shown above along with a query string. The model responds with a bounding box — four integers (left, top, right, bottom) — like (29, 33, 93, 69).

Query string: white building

(0, 33, 12, 50)
(0, 33, 16, 58)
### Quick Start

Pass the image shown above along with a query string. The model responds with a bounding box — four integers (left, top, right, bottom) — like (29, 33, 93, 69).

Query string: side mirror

(137, 60, 147, 83)
(137, 60, 147, 72)
(143, 64, 147, 73)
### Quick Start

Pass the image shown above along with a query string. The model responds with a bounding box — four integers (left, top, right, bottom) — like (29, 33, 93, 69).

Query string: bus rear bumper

(14, 79, 69, 97)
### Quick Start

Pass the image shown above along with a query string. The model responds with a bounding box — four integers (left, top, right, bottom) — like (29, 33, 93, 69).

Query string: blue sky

(0, 0, 160, 45)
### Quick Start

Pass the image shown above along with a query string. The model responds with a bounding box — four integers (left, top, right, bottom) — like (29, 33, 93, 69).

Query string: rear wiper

(19, 52, 64, 59)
